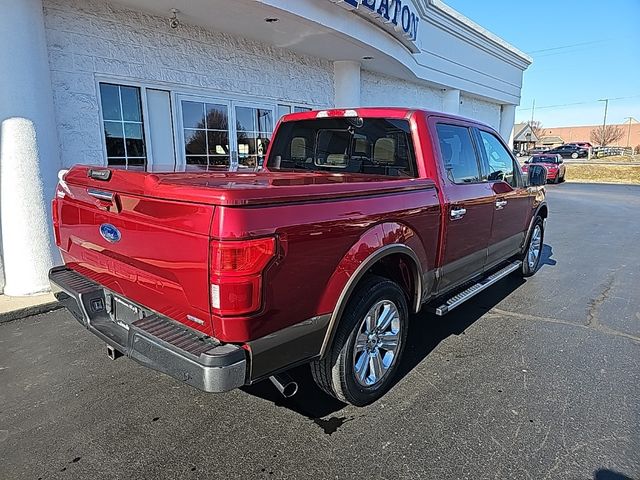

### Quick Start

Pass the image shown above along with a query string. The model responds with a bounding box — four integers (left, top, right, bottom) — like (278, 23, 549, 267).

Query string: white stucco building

(0, 0, 531, 296)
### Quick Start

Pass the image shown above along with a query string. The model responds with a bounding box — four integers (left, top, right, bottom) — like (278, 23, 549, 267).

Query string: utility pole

(530, 99, 535, 124)
(598, 98, 609, 146)
(624, 117, 633, 148)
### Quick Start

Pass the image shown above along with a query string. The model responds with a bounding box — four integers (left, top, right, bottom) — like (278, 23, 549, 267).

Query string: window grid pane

(183, 100, 232, 170)
(100, 83, 146, 169)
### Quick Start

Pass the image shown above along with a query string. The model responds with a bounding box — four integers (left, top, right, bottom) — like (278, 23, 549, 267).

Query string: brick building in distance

(540, 120, 640, 149)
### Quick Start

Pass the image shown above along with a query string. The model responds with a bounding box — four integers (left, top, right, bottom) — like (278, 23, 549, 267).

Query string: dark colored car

(525, 147, 549, 155)
(547, 144, 588, 159)
(565, 142, 592, 150)
(49, 108, 548, 406)
(521, 153, 565, 183)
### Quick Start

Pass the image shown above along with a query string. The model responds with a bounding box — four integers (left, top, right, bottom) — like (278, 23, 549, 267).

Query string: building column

(0, 0, 60, 295)
(442, 89, 460, 114)
(334, 61, 361, 108)
(499, 104, 517, 147)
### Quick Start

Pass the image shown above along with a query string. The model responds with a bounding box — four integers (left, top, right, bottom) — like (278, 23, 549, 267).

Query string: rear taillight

(209, 237, 276, 316)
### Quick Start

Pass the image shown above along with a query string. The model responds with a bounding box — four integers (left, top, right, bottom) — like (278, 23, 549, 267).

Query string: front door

(433, 122, 496, 293)
(476, 128, 533, 269)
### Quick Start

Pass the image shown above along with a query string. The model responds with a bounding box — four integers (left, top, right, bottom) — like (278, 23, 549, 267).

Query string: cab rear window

(267, 118, 417, 177)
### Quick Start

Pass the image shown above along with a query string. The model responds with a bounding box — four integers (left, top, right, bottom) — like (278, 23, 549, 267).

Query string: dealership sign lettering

(329, 0, 420, 53)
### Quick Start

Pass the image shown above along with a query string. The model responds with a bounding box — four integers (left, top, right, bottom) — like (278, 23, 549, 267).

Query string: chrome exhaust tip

(269, 373, 298, 398)
(106, 344, 123, 360)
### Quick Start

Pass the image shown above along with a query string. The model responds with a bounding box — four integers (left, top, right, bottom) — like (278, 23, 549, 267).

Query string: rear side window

(478, 130, 519, 188)
(267, 118, 417, 177)
(435, 124, 481, 183)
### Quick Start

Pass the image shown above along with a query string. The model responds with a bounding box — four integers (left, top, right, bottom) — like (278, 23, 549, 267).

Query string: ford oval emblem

(99, 223, 121, 243)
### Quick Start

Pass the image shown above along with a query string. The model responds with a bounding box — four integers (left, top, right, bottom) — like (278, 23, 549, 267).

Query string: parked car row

(516, 142, 592, 159)
(520, 153, 566, 183)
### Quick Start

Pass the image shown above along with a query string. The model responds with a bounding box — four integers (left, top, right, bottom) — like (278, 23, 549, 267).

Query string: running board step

(432, 261, 522, 316)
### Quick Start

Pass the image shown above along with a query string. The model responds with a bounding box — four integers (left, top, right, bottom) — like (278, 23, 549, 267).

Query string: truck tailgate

(55, 171, 215, 335)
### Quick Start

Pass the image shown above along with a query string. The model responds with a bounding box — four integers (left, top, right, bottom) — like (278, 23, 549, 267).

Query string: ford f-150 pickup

(50, 108, 548, 406)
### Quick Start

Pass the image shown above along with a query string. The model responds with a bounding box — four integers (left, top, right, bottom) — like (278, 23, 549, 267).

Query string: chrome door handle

(495, 200, 508, 210)
(450, 207, 467, 220)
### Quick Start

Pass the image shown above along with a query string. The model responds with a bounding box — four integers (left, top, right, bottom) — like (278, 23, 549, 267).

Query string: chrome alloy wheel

(352, 300, 402, 387)
(528, 224, 542, 269)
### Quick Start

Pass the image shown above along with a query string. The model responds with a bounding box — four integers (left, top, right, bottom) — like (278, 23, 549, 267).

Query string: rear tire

(571, 152, 578, 159)
(520, 216, 544, 277)
(311, 275, 409, 406)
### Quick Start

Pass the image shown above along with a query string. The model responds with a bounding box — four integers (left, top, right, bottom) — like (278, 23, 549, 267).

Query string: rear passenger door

(433, 122, 495, 293)
(475, 128, 533, 270)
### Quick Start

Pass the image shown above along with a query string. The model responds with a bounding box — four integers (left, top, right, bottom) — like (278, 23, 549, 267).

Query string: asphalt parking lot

(1, 183, 638, 480)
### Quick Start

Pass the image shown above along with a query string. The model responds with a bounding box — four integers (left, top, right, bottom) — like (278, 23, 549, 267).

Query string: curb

(0, 302, 63, 324)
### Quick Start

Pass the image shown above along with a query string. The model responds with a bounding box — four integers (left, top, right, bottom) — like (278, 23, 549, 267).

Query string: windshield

(266, 117, 417, 177)
(531, 155, 558, 163)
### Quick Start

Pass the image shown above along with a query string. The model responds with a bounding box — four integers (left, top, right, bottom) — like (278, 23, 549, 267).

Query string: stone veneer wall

(43, 0, 334, 168)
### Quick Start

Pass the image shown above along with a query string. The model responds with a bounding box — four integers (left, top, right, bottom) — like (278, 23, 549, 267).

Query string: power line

(527, 39, 608, 54)
(517, 95, 640, 112)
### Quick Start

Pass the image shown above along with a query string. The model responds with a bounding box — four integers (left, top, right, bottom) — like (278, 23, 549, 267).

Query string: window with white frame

(97, 79, 316, 172)
(99, 83, 147, 169)
(181, 100, 231, 170)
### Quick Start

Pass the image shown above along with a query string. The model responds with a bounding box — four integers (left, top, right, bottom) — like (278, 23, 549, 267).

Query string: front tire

(311, 275, 409, 406)
(571, 152, 578, 159)
(520, 216, 544, 277)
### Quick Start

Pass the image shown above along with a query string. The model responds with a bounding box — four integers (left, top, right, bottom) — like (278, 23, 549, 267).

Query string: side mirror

(524, 159, 530, 164)
(528, 164, 547, 186)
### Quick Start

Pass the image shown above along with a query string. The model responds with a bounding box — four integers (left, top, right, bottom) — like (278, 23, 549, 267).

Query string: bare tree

(590, 125, 624, 146)
(529, 120, 545, 143)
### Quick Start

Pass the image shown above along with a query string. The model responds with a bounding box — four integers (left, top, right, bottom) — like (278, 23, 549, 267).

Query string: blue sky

(444, 0, 640, 127)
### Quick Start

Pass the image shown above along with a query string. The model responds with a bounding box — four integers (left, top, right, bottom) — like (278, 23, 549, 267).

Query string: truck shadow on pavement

(539, 244, 556, 269)
(593, 470, 634, 480)
(243, 246, 556, 422)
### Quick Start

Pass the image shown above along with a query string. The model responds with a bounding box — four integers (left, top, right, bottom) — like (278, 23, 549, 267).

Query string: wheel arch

(537, 203, 548, 220)
(318, 224, 427, 358)
(521, 202, 548, 254)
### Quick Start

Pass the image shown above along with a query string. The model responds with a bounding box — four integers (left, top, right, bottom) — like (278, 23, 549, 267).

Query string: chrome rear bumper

(49, 266, 247, 393)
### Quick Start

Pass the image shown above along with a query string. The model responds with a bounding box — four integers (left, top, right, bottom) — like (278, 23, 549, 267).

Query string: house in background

(512, 123, 539, 153)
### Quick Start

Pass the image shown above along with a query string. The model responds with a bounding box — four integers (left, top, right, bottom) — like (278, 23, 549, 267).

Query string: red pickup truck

(50, 108, 548, 406)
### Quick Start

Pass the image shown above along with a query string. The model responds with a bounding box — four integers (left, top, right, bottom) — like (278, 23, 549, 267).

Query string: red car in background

(521, 153, 566, 183)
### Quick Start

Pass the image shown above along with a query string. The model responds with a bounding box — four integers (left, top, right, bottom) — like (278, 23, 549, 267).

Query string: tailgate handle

(88, 188, 120, 212)
(88, 189, 114, 202)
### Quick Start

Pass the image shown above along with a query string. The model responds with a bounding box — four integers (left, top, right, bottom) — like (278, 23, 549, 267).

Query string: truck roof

(280, 107, 493, 130)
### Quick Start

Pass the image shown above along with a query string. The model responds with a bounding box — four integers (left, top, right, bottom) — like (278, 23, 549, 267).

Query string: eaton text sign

(330, 0, 420, 53)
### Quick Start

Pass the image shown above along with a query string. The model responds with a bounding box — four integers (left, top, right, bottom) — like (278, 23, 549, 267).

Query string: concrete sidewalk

(0, 292, 60, 323)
